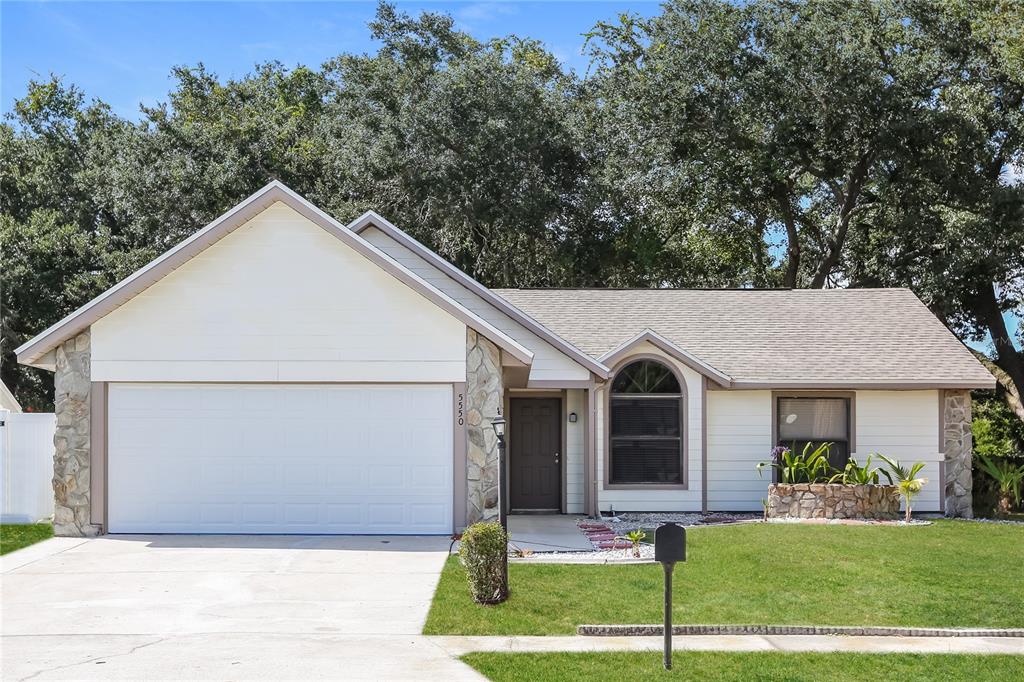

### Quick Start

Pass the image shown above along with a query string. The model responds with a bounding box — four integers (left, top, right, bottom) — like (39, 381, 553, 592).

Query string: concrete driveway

(1, 535, 482, 681)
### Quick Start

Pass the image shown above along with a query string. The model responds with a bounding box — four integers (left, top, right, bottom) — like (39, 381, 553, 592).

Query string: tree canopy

(2, 0, 1022, 429)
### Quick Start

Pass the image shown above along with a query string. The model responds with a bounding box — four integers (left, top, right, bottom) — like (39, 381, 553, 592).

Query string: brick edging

(577, 624, 1024, 638)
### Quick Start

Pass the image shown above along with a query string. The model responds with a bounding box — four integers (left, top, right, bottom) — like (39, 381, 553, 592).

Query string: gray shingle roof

(493, 288, 994, 388)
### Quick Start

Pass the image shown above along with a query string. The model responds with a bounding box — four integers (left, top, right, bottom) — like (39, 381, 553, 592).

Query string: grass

(0, 523, 53, 555)
(460, 651, 1024, 682)
(425, 520, 1024, 634)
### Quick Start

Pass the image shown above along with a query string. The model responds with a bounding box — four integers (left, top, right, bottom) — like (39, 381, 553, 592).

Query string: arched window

(609, 359, 684, 484)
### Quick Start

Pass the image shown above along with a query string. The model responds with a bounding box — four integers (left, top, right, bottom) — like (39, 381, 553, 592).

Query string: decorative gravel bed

(560, 512, 762, 556)
(952, 517, 1024, 526)
(511, 544, 655, 564)
(602, 512, 760, 538)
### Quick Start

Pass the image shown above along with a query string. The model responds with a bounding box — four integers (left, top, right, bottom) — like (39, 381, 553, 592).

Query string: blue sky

(2, 1, 1019, 352)
(2, 1, 661, 120)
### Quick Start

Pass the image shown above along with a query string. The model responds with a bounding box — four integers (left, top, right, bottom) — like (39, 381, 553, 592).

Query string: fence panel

(1, 410, 56, 523)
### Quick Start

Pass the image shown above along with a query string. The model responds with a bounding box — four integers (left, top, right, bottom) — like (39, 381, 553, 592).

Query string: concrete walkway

(507, 514, 592, 552)
(431, 634, 1024, 656)
(2, 535, 484, 681)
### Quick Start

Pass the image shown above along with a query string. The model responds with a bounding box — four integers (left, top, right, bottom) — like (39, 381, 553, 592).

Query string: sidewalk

(429, 634, 1024, 656)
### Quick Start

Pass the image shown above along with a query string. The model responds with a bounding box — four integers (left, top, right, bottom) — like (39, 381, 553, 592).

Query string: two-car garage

(106, 383, 454, 535)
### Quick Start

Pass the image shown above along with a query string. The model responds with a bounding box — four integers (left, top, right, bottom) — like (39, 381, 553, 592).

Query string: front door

(509, 398, 561, 510)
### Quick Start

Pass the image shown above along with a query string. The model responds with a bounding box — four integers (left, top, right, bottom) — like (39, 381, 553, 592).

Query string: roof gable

(600, 329, 733, 387)
(350, 211, 610, 379)
(16, 182, 533, 368)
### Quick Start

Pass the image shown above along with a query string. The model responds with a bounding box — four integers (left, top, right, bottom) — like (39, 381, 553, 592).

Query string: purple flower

(770, 446, 789, 461)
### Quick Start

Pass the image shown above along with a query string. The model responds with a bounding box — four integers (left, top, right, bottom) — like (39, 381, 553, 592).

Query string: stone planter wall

(767, 483, 900, 520)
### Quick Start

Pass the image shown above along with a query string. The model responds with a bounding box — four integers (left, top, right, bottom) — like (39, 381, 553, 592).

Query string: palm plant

(616, 529, 647, 558)
(757, 442, 836, 483)
(829, 455, 886, 485)
(877, 455, 927, 523)
(974, 455, 1024, 516)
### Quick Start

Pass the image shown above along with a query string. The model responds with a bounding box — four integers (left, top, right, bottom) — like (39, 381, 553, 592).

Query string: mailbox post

(654, 523, 686, 670)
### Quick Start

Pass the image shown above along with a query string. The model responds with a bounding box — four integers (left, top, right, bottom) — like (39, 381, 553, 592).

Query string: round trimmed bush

(460, 521, 508, 604)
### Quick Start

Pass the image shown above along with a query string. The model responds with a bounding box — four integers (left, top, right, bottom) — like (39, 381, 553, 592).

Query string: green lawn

(0, 523, 53, 555)
(425, 521, 1024, 635)
(460, 652, 1024, 682)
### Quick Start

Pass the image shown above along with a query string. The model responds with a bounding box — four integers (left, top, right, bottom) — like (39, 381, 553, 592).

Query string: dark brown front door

(510, 398, 561, 510)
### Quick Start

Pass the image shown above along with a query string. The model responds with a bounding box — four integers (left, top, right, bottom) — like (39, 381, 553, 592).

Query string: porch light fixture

(568, 412, 578, 423)
(491, 412, 506, 440)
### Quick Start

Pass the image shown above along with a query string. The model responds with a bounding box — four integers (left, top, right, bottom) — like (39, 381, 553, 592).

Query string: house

(1, 379, 23, 412)
(16, 182, 994, 537)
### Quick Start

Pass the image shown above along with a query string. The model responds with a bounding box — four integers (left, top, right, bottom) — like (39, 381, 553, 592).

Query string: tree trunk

(774, 185, 800, 288)
(973, 283, 1024, 421)
(997, 492, 1011, 517)
(810, 154, 871, 289)
(970, 349, 1024, 423)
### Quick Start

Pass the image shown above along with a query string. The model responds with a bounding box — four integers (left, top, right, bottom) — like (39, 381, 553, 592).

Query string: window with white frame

(609, 360, 684, 484)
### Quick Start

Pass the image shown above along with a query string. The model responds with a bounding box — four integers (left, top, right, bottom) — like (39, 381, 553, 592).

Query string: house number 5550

(456, 392, 465, 426)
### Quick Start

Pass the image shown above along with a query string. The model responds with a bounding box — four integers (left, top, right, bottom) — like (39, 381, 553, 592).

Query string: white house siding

(91, 203, 467, 383)
(855, 390, 942, 512)
(595, 342, 704, 513)
(705, 389, 942, 513)
(706, 390, 773, 512)
(565, 388, 585, 513)
(360, 226, 590, 383)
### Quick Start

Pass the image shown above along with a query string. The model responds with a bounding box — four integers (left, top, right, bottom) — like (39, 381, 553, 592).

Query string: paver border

(578, 624, 1024, 638)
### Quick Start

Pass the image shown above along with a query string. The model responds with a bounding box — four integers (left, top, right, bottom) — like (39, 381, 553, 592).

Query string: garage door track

(2, 535, 481, 680)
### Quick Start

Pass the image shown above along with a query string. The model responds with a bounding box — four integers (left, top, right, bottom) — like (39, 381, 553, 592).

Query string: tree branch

(810, 151, 873, 288)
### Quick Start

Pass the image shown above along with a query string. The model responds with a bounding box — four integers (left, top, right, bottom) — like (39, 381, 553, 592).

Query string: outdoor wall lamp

(568, 412, 578, 423)
(491, 412, 506, 440)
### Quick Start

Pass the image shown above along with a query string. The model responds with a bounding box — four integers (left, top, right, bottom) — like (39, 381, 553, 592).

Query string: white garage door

(107, 383, 453, 534)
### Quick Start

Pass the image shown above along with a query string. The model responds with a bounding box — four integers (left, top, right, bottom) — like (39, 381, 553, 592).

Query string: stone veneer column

(53, 330, 100, 536)
(943, 389, 973, 519)
(465, 329, 503, 525)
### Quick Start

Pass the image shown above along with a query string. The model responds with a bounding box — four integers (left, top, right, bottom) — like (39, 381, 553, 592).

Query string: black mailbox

(655, 522, 686, 564)
(654, 522, 686, 670)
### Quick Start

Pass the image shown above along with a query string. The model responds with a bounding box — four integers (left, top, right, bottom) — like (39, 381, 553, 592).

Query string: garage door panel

(108, 383, 453, 534)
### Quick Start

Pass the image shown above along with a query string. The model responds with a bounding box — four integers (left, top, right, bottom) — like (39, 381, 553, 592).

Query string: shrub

(460, 521, 508, 604)
(757, 442, 836, 483)
(974, 454, 1024, 516)
(829, 455, 887, 485)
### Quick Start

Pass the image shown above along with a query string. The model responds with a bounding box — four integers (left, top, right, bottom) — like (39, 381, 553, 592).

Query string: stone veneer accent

(943, 389, 973, 518)
(465, 329, 503, 525)
(767, 483, 900, 520)
(53, 330, 100, 536)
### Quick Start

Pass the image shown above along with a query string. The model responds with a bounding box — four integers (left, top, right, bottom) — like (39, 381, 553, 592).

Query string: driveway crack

(18, 636, 166, 681)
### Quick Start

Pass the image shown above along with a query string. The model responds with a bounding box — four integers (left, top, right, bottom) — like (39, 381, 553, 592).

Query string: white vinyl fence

(1, 410, 55, 523)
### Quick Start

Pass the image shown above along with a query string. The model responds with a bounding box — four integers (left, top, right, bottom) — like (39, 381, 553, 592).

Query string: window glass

(777, 397, 850, 470)
(778, 398, 848, 440)
(611, 361, 681, 394)
(610, 360, 683, 484)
